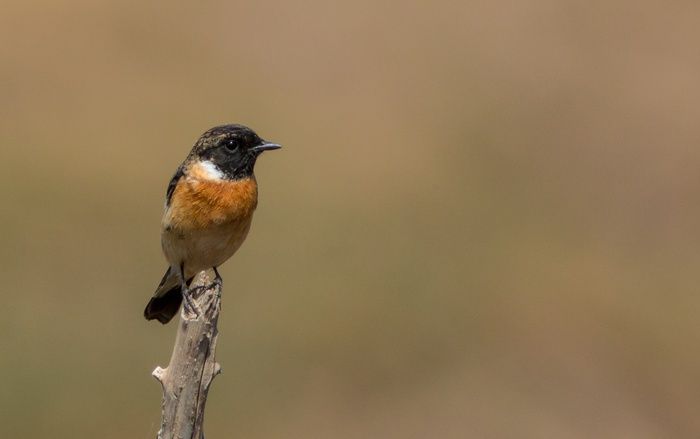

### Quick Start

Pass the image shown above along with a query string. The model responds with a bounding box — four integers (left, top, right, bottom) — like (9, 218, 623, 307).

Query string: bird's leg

(213, 266, 222, 282)
(179, 263, 201, 318)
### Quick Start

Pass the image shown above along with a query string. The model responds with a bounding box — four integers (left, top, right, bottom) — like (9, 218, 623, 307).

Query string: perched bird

(144, 124, 281, 324)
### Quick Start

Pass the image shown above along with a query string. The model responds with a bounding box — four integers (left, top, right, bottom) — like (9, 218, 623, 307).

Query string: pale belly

(161, 216, 253, 278)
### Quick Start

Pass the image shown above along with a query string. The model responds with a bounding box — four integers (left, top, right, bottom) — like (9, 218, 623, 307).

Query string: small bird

(144, 124, 281, 324)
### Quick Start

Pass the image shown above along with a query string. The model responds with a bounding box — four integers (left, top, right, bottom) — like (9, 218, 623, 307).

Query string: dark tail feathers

(144, 285, 183, 324)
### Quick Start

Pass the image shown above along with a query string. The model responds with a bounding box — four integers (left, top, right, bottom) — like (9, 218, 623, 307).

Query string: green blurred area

(2, 1, 700, 437)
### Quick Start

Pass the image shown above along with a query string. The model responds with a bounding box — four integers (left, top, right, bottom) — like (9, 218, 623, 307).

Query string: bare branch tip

(152, 366, 166, 382)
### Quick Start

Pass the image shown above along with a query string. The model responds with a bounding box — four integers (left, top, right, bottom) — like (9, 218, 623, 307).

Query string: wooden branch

(152, 269, 222, 439)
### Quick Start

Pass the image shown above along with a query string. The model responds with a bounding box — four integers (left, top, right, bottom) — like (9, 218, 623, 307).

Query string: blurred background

(2, 1, 700, 437)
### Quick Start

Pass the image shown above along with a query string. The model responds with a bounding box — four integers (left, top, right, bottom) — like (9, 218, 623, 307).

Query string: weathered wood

(152, 269, 222, 439)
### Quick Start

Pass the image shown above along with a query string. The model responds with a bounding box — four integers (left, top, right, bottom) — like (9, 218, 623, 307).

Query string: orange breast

(165, 173, 258, 231)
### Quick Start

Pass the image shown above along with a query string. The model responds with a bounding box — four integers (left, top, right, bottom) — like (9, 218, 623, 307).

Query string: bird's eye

(223, 139, 238, 151)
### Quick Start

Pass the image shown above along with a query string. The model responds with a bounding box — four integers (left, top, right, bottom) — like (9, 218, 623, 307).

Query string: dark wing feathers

(165, 167, 184, 208)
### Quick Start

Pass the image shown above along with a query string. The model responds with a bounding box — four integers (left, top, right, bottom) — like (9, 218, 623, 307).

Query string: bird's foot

(181, 286, 202, 319)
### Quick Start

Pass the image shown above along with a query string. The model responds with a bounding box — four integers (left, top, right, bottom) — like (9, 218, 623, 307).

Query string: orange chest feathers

(164, 171, 258, 231)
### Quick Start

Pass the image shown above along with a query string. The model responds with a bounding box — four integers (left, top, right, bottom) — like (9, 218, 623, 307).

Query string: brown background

(2, 1, 700, 437)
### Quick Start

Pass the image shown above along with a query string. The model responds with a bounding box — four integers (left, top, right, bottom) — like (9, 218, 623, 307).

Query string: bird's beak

(252, 142, 282, 153)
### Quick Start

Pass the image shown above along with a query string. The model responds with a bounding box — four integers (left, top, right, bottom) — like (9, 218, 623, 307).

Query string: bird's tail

(144, 267, 183, 324)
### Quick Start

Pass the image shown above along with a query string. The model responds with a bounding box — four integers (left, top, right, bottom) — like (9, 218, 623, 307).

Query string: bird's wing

(165, 166, 185, 208)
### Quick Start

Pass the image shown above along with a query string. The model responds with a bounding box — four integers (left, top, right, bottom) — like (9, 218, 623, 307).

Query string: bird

(144, 124, 281, 324)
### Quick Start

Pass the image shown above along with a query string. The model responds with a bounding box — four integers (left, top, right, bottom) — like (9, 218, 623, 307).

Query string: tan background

(2, 1, 700, 437)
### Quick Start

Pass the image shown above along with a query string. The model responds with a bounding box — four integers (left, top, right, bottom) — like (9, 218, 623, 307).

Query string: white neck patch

(199, 160, 225, 181)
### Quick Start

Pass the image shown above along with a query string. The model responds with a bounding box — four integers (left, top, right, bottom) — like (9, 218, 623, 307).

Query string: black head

(190, 124, 281, 180)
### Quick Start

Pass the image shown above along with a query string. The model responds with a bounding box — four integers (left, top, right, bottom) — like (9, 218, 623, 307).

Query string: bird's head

(189, 124, 281, 180)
